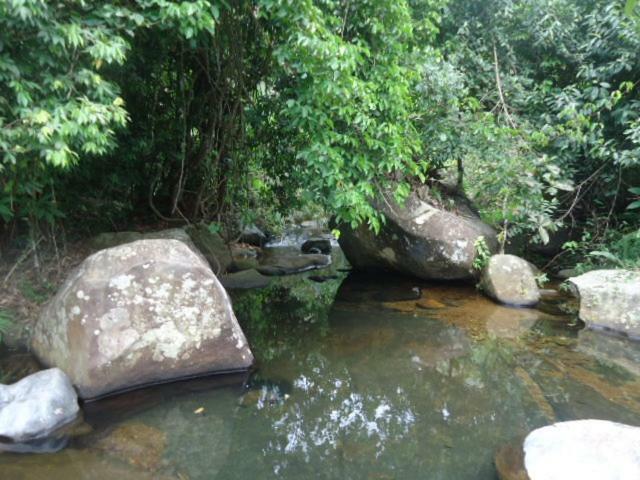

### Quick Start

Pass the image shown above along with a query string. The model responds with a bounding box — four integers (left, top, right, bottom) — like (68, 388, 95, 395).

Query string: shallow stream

(1, 247, 639, 479)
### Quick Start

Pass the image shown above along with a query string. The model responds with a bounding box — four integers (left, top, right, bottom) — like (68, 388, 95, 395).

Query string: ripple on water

(1, 272, 639, 479)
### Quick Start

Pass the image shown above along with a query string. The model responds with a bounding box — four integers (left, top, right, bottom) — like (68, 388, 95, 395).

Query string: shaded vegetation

(1, 0, 639, 270)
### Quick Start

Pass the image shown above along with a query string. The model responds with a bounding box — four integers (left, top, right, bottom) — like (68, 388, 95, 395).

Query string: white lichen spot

(110, 274, 135, 291)
(94, 329, 101, 336)
(76, 290, 85, 299)
(71, 305, 81, 316)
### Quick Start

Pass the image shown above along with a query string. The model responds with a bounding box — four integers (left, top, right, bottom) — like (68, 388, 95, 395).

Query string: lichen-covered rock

(569, 269, 640, 338)
(523, 420, 640, 480)
(480, 254, 540, 307)
(32, 239, 254, 399)
(0, 368, 79, 445)
(336, 188, 498, 281)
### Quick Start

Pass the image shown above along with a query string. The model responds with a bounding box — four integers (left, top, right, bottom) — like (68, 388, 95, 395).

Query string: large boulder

(524, 420, 640, 480)
(336, 188, 498, 280)
(568, 269, 640, 338)
(480, 254, 540, 306)
(496, 420, 640, 480)
(91, 227, 232, 274)
(0, 368, 79, 445)
(32, 239, 254, 399)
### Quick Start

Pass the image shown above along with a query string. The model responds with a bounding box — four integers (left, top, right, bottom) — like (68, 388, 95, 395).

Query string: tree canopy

(1, 0, 639, 268)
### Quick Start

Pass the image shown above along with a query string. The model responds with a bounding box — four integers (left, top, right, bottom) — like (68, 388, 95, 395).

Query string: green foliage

(472, 236, 491, 271)
(0, 309, 14, 345)
(0, 0, 220, 232)
(1, 0, 638, 259)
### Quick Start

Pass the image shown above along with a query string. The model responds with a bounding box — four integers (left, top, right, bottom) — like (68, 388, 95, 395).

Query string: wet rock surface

(91, 422, 167, 471)
(31, 239, 254, 399)
(0, 368, 79, 446)
(480, 254, 540, 306)
(301, 237, 332, 255)
(569, 269, 640, 338)
(239, 226, 268, 247)
(257, 252, 331, 276)
(336, 188, 498, 280)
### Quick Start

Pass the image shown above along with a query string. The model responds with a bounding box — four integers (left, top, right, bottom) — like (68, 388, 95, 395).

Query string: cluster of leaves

(0, 0, 221, 236)
(433, 0, 640, 258)
(1, 0, 639, 268)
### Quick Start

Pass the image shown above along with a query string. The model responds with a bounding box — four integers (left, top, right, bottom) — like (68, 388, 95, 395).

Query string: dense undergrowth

(0, 0, 639, 271)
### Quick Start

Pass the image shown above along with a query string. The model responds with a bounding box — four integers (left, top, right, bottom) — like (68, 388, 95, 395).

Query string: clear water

(2, 250, 639, 479)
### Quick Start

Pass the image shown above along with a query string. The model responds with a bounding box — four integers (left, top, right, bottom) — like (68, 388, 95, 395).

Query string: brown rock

(337, 188, 498, 281)
(92, 422, 167, 471)
(32, 239, 253, 399)
(495, 442, 530, 480)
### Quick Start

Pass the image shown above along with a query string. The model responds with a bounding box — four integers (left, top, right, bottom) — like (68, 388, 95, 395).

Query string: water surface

(2, 252, 639, 479)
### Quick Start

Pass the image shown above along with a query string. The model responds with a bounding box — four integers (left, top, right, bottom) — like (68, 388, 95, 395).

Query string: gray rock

(569, 269, 640, 338)
(523, 420, 640, 480)
(577, 329, 640, 377)
(257, 253, 331, 276)
(32, 239, 254, 399)
(185, 225, 233, 274)
(221, 269, 272, 289)
(556, 268, 577, 280)
(91, 227, 233, 275)
(480, 254, 540, 306)
(0, 368, 79, 444)
(239, 226, 267, 247)
(336, 188, 498, 281)
(301, 238, 332, 255)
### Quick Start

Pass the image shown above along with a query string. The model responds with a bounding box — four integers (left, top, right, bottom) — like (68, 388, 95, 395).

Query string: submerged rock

(301, 238, 332, 255)
(336, 188, 498, 281)
(480, 254, 540, 307)
(91, 422, 167, 471)
(569, 269, 640, 338)
(495, 441, 529, 480)
(0, 368, 79, 445)
(32, 239, 254, 399)
(524, 420, 640, 480)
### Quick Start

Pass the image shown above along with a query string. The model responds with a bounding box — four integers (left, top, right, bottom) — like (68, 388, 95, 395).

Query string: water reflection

(2, 271, 640, 479)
